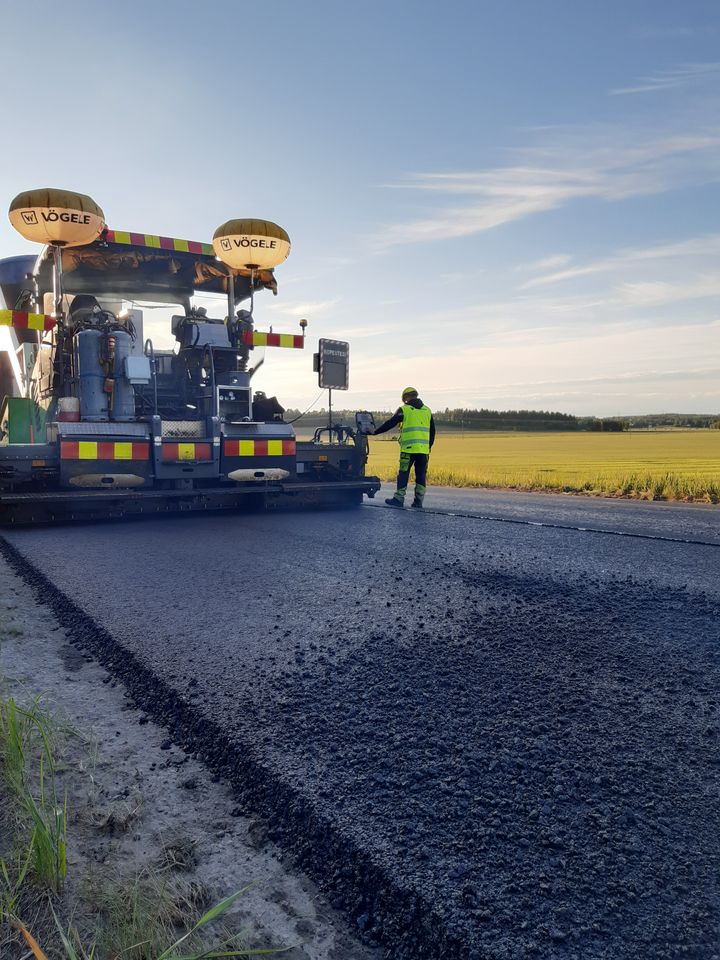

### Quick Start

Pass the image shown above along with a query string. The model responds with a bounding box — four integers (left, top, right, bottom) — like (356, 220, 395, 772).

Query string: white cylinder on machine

(227, 468, 290, 482)
(57, 397, 80, 422)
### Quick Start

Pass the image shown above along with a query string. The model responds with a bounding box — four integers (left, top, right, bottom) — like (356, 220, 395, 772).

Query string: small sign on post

(316, 338, 349, 390)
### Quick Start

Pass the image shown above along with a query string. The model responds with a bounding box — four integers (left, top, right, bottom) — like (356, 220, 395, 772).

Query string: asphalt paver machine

(0, 189, 379, 524)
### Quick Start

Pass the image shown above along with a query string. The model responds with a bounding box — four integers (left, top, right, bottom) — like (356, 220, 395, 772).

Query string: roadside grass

(84, 866, 210, 960)
(368, 430, 720, 501)
(10, 868, 291, 960)
(61, 876, 288, 960)
(14, 882, 290, 959)
(0, 681, 292, 959)
(0, 696, 67, 897)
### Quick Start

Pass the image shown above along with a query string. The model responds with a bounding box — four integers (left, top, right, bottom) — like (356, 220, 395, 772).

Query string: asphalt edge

(0, 535, 465, 960)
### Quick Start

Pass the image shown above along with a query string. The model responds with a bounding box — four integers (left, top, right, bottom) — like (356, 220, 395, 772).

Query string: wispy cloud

(335, 322, 401, 338)
(522, 234, 720, 288)
(379, 167, 599, 245)
(611, 61, 720, 95)
(615, 275, 720, 307)
(378, 124, 720, 247)
(278, 298, 341, 317)
(516, 254, 573, 274)
(481, 367, 720, 390)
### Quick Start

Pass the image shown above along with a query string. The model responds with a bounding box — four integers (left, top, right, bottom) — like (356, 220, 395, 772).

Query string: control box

(355, 411, 375, 434)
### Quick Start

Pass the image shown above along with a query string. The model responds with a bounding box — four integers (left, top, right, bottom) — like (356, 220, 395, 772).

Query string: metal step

(57, 422, 150, 438)
(161, 420, 205, 439)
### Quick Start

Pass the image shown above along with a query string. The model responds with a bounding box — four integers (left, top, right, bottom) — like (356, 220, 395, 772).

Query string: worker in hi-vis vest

(369, 387, 435, 509)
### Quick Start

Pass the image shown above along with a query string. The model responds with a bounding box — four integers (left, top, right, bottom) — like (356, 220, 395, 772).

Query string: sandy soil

(0, 553, 378, 959)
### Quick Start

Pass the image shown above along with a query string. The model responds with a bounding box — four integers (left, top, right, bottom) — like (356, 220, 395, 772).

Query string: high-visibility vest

(400, 404, 432, 453)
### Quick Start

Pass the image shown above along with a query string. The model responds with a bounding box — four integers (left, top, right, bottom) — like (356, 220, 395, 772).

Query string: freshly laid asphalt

(3, 488, 720, 959)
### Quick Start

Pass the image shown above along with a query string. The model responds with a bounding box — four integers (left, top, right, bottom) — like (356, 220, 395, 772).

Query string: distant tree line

(436, 408, 579, 431)
(575, 417, 628, 432)
(284, 407, 640, 432)
(604, 413, 720, 430)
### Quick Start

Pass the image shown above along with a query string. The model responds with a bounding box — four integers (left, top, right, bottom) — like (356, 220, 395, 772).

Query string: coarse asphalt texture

(3, 486, 720, 959)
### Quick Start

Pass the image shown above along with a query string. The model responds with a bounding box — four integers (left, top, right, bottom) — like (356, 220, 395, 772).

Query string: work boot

(385, 497, 404, 508)
(411, 500, 423, 509)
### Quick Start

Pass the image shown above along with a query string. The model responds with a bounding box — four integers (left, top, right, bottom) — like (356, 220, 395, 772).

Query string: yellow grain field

(367, 430, 720, 501)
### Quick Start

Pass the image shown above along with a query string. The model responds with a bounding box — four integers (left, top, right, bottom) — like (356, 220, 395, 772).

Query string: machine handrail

(312, 424, 355, 446)
(202, 343, 217, 417)
(144, 338, 158, 416)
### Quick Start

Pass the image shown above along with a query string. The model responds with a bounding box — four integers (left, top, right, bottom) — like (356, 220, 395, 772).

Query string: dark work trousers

(393, 452, 429, 504)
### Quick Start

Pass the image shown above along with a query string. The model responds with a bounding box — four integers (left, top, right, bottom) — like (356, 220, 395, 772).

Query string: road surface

(2, 487, 719, 959)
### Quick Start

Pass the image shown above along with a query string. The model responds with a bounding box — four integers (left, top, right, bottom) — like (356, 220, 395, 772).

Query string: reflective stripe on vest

(400, 404, 432, 453)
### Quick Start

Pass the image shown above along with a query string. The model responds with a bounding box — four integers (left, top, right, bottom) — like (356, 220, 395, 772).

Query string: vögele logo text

(231, 238, 278, 249)
(39, 210, 92, 224)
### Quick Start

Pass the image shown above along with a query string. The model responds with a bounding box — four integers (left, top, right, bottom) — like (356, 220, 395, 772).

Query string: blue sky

(1, 0, 719, 415)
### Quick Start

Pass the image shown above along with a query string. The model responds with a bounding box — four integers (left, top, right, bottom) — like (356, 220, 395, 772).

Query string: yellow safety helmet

(402, 386, 418, 400)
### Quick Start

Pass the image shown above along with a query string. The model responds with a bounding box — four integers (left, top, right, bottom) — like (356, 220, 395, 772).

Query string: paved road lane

(374, 482, 720, 543)
(4, 491, 720, 959)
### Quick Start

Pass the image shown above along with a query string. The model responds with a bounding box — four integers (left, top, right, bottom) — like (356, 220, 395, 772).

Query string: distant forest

(435, 408, 589, 431)
(284, 407, 720, 432)
(606, 413, 720, 430)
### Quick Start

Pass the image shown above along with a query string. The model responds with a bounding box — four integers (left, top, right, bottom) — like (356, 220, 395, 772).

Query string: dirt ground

(0, 552, 379, 960)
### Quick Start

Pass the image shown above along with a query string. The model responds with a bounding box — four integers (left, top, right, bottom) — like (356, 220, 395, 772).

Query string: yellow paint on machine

(0, 310, 53, 331)
(76, 440, 136, 460)
(78, 441, 97, 460)
(114, 442, 133, 460)
(177, 443, 196, 461)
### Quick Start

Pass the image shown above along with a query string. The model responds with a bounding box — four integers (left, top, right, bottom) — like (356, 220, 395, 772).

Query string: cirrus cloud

(377, 123, 720, 247)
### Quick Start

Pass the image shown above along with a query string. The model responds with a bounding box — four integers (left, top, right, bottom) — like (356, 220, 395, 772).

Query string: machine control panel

(355, 411, 375, 434)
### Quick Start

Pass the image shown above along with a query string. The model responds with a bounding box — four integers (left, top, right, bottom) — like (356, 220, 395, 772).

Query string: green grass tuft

(0, 697, 67, 895)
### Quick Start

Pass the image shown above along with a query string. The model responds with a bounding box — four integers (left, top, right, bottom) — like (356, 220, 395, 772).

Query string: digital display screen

(318, 339, 349, 390)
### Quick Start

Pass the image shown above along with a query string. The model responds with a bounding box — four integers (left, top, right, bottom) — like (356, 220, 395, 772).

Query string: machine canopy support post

(328, 387, 333, 444)
(227, 269, 235, 326)
(52, 245, 64, 322)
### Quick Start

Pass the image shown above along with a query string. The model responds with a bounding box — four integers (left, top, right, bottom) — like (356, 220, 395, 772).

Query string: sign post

(315, 339, 349, 443)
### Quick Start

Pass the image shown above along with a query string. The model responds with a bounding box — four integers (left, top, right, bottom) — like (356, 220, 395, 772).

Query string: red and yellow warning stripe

(224, 439, 295, 457)
(104, 229, 214, 257)
(241, 331, 304, 349)
(0, 310, 56, 332)
(61, 441, 150, 461)
(161, 442, 212, 462)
